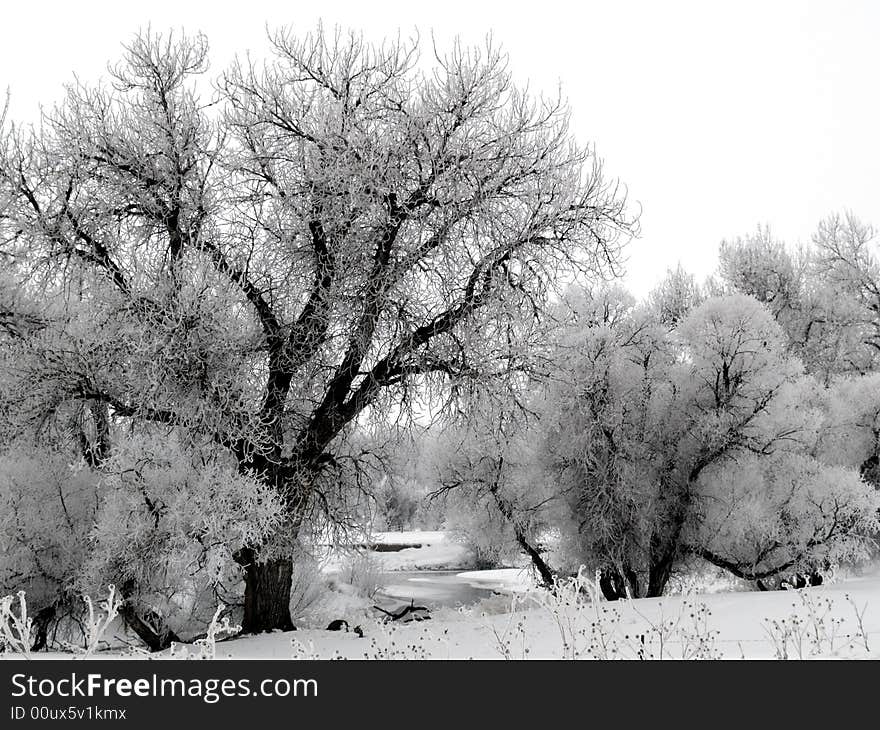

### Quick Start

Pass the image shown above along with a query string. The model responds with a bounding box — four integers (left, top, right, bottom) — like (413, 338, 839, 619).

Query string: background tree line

(429, 214, 880, 598)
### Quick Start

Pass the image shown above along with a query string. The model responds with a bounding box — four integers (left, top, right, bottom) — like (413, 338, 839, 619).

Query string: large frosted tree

(0, 28, 633, 635)
(539, 290, 878, 596)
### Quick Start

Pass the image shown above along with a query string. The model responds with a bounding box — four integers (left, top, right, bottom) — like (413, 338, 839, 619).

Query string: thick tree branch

(686, 545, 797, 582)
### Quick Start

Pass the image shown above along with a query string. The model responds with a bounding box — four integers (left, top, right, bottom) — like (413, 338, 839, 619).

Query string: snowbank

(455, 568, 535, 592)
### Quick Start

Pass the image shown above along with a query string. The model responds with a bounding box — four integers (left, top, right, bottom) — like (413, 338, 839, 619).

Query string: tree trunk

(859, 450, 880, 488)
(599, 565, 641, 600)
(486, 476, 556, 588)
(623, 565, 641, 599)
(646, 486, 690, 597)
(646, 551, 675, 598)
(513, 528, 556, 588)
(599, 569, 627, 600)
(30, 604, 57, 652)
(237, 548, 295, 633)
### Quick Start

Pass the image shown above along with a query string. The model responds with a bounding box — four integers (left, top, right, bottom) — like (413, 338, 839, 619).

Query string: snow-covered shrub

(537, 290, 880, 595)
(372, 476, 421, 531)
(442, 491, 518, 569)
(336, 553, 384, 601)
(427, 421, 550, 571)
(370, 433, 446, 532)
(79, 434, 284, 639)
(762, 590, 872, 659)
(0, 585, 120, 658)
(170, 605, 241, 660)
(76, 585, 122, 658)
(0, 434, 285, 650)
(0, 592, 33, 658)
(692, 452, 880, 578)
(0, 448, 101, 645)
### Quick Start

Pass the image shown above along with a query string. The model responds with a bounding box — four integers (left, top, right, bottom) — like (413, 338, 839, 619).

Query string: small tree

(650, 264, 703, 327)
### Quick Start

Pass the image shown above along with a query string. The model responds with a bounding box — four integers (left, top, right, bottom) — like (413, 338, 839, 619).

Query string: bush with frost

(78, 434, 285, 638)
(0, 449, 100, 644)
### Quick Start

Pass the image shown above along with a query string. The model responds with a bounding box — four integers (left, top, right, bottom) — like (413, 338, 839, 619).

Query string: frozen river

(375, 570, 500, 609)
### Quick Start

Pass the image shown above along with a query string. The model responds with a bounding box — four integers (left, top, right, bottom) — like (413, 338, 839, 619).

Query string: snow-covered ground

(227, 569, 880, 660)
(16, 568, 877, 661)
(7, 532, 880, 660)
(455, 568, 534, 593)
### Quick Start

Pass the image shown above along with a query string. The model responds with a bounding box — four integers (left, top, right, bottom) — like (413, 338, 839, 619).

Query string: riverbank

(367, 531, 476, 572)
(7, 533, 878, 660)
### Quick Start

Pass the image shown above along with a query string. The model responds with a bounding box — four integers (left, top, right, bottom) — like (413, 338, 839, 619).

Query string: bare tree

(0, 28, 634, 635)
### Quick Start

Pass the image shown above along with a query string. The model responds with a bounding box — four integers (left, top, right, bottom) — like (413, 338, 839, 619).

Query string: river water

(375, 570, 499, 609)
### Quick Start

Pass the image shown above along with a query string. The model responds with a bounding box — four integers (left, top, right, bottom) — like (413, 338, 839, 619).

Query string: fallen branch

(373, 599, 431, 623)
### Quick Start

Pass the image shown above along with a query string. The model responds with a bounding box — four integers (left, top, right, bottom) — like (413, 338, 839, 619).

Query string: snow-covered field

(7, 532, 879, 660)
(231, 569, 880, 660)
(272, 529, 878, 660)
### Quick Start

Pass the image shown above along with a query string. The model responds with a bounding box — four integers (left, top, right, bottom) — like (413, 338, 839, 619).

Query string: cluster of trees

(431, 217, 880, 597)
(0, 28, 632, 647)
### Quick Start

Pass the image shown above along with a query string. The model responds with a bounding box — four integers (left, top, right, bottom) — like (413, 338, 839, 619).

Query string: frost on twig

(170, 606, 241, 660)
(0, 591, 34, 659)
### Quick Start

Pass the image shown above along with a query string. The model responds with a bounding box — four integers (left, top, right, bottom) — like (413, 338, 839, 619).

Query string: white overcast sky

(2, 0, 877, 296)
